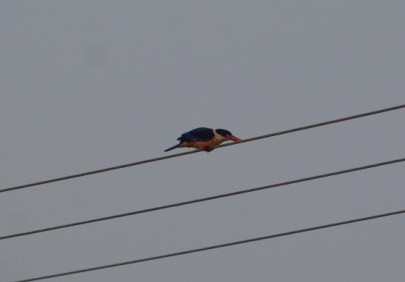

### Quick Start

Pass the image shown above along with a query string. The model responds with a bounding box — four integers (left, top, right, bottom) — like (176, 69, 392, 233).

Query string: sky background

(1, 1, 404, 281)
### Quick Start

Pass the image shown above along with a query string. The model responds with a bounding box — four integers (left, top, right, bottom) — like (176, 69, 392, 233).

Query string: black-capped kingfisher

(164, 127, 241, 152)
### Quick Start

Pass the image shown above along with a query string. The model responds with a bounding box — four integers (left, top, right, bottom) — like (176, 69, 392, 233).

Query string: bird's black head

(215, 129, 241, 142)
(215, 129, 232, 137)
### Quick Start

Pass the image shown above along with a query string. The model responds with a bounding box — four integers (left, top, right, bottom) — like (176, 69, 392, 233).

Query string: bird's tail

(164, 144, 179, 152)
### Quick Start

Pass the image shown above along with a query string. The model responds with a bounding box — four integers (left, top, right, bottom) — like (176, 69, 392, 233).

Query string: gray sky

(1, 1, 404, 281)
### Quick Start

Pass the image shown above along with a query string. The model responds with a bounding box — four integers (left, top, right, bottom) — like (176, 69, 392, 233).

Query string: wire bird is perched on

(164, 127, 241, 152)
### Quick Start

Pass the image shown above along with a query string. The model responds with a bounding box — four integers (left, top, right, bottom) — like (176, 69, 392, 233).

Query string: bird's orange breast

(180, 139, 222, 151)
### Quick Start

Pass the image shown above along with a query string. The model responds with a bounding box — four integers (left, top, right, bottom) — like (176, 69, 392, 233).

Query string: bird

(164, 127, 241, 152)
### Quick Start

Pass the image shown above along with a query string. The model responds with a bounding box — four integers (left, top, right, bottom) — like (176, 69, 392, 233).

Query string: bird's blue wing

(178, 127, 214, 142)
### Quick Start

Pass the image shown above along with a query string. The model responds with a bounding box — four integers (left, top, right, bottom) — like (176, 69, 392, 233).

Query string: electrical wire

(11, 209, 405, 282)
(2, 157, 404, 241)
(1, 104, 404, 194)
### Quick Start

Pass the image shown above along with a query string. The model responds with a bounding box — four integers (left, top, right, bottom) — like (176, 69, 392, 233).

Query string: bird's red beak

(226, 135, 241, 142)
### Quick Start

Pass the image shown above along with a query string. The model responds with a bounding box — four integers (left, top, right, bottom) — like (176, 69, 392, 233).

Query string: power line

(11, 209, 405, 282)
(1, 104, 404, 194)
(2, 157, 404, 241)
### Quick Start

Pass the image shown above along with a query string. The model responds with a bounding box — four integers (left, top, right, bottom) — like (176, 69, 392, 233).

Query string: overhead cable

(11, 209, 405, 282)
(2, 157, 404, 241)
(1, 104, 404, 194)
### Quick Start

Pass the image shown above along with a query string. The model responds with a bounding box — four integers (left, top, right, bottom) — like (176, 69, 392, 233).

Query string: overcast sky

(1, 1, 404, 281)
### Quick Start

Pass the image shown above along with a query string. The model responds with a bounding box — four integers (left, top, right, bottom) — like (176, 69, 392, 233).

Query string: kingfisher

(164, 127, 241, 152)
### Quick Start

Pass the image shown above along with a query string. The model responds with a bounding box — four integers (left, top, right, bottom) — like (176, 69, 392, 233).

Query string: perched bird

(165, 127, 241, 152)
